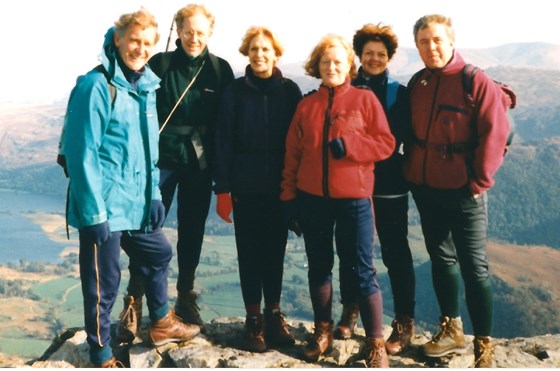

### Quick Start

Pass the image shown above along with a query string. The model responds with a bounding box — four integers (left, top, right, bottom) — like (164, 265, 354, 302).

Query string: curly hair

(238, 26, 284, 57)
(352, 23, 398, 60)
(304, 34, 357, 80)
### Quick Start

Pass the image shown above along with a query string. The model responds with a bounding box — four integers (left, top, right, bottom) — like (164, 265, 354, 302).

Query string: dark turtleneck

(116, 52, 144, 89)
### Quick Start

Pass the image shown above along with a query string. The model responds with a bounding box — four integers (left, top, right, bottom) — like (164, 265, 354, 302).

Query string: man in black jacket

(117, 4, 234, 342)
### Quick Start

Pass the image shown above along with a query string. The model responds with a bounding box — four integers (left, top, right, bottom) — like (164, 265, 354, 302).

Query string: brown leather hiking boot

(334, 303, 360, 339)
(473, 336, 495, 368)
(149, 309, 200, 346)
(241, 314, 267, 353)
(96, 357, 124, 368)
(422, 316, 467, 357)
(116, 295, 142, 343)
(385, 315, 414, 355)
(364, 337, 390, 368)
(175, 290, 205, 333)
(264, 308, 295, 347)
(301, 320, 334, 362)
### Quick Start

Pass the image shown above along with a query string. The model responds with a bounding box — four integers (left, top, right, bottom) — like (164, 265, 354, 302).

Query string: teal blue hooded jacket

(62, 27, 161, 232)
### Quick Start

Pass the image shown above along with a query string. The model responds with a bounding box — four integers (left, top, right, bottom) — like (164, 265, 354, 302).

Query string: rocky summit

(4, 317, 560, 368)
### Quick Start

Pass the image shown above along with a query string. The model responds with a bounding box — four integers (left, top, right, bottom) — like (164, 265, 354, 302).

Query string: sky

(0, 0, 558, 104)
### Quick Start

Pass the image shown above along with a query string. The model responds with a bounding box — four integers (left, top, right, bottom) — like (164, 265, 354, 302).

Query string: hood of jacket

(98, 26, 160, 93)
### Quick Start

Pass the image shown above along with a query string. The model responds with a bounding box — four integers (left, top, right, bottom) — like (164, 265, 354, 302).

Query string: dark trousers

(411, 185, 493, 335)
(374, 195, 415, 318)
(299, 192, 380, 323)
(79, 229, 172, 364)
(232, 193, 288, 307)
(158, 162, 212, 292)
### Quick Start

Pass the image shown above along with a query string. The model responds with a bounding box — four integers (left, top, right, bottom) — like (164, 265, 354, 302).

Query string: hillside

(0, 213, 559, 359)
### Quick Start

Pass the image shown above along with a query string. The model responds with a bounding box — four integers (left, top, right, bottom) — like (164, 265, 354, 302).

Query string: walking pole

(165, 16, 174, 52)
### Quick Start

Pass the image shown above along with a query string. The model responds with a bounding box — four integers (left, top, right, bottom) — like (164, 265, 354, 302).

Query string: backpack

(409, 64, 517, 148)
(57, 65, 115, 177)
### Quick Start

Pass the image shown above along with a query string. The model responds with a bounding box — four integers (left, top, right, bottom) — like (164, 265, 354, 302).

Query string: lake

(0, 188, 68, 264)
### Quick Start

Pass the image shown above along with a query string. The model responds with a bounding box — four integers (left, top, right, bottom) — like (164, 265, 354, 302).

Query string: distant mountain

(278, 42, 560, 93)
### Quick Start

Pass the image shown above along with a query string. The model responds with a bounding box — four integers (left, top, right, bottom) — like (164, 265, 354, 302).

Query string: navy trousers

(79, 229, 172, 364)
(298, 192, 380, 320)
(232, 193, 288, 307)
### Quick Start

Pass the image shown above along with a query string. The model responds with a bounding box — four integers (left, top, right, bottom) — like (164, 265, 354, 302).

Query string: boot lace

(431, 316, 452, 343)
(474, 338, 494, 367)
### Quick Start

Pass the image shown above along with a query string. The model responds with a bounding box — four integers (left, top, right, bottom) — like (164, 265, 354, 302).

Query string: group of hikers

(58, 3, 512, 368)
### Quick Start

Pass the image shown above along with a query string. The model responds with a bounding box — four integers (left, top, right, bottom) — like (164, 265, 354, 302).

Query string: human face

(114, 25, 158, 72)
(178, 14, 212, 58)
(415, 23, 454, 70)
(248, 34, 277, 78)
(360, 41, 389, 77)
(319, 45, 350, 88)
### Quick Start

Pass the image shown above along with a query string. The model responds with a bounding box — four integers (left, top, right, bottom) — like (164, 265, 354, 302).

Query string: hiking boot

(385, 315, 414, 355)
(334, 303, 360, 339)
(96, 357, 124, 368)
(301, 320, 334, 362)
(241, 314, 267, 353)
(473, 336, 495, 368)
(264, 307, 295, 347)
(364, 337, 390, 368)
(175, 290, 206, 333)
(149, 309, 200, 346)
(422, 316, 467, 357)
(116, 295, 142, 343)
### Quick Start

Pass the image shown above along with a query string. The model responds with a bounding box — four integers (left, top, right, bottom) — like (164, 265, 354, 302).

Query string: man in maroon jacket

(404, 14, 510, 368)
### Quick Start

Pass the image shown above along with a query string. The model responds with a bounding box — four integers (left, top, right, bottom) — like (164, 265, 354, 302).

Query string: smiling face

(178, 13, 212, 58)
(416, 22, 454, 69)
(319, 44, 351, 87)
(114, 24, 158, 72)
(360, 40, 389, 77)
(248, 34, 277, 78)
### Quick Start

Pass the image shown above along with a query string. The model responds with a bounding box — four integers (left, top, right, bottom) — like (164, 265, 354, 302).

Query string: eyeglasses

(180, 29, 208, 39)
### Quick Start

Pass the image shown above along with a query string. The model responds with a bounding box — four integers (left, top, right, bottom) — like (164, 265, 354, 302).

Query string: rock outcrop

(5, 317, 560, 368)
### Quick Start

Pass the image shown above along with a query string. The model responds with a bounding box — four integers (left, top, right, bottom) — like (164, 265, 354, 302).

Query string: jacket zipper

(322, 88, 334, 198)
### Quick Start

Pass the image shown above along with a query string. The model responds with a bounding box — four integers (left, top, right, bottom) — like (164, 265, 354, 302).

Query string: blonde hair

(239, 26, 284, 57)
(304, 34, 357, 79)
(114, 7, 160, 44)
(175, 4, 215, 34)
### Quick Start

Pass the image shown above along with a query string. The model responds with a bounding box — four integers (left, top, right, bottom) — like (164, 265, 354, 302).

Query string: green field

(0, 228, 430, 359)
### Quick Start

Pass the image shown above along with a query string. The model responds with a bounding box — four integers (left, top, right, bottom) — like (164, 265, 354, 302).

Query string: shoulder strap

(209, 53, 222, 90)
(462, 63, 480, 95)
(407, 68, 426, 89)
(92, 64, 116, 104)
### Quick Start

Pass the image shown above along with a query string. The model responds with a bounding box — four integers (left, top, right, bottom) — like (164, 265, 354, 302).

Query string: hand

(328, 138, 346, 159)
(216, 193, 233, 223)
(282, 200, 303, 237)
(80, 221, 110, 247)
(151, 200, 166, 230)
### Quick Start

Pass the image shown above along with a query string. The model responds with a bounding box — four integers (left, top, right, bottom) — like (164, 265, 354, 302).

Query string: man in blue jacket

(61, 8, 200, 367)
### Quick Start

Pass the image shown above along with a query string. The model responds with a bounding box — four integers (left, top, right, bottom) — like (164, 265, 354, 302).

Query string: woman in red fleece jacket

(280, 34, 394, 367)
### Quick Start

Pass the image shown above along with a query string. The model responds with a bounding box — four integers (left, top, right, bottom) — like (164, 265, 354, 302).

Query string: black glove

(80, 221, 110, 247)
(282, 200, 303, 237)
(151, 200, 166, 230)
(328, 138, 346, 159)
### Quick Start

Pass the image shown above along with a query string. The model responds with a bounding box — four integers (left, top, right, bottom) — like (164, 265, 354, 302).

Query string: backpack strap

(209, 53, 222, 90)
(407, 67, 427, 89)
(92, 65, 116, 105)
